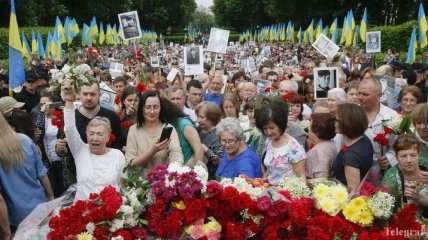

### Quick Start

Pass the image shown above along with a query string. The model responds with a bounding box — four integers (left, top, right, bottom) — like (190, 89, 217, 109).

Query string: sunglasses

(395, 137, 418, 144)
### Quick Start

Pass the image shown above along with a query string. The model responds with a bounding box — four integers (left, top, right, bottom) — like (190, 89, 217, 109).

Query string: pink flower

(257, 195, 272, 212)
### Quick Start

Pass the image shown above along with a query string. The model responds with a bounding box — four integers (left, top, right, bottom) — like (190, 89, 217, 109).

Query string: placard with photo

(109, 61, 124, 79)
(312, 34, 340, 59)
(100, 88, 116, 106)
(366, 31, 381, 53)
(254, 79, 272, 96)
(151, 56, 159, 67)
(118, 11, 142, 40)
(313, 67, 338, 99)
(207, 27, 230, 54)
(184, 45, 203, 75)
(375, 75, 396, 108)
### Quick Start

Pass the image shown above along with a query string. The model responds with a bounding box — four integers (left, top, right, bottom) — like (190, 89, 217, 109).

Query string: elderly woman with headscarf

(61, 80, 126, 200)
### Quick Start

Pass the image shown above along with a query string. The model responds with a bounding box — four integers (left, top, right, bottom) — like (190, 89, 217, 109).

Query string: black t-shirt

(0, 88, 8, 98)
(331, 134, 374, 186)
(75, 107, 125, 150)
(14, 86, 40, 113)
(415, 80, 428, 102)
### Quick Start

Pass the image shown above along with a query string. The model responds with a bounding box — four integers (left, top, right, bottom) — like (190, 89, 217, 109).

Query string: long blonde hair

(0, 113, 25, 171)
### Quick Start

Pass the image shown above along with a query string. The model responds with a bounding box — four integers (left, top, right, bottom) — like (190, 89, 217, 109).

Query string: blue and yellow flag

(37, 31, 45, 58)
(31, 30, 37, 54)
(89, 16, 99, 44)
(21, 32, 31, 59)
(330, 18, 338, 44)
(297, 27, 302, 44)
(353, 25, 360, 47)
(344, 14, 353, 46)
(55, 16, 66, 44)
(360, 7, 367, 43)
(99, 22, 105, 45)
(418, 3, 427, 48)
(9, 0, 25, 89)
(315, 19, 322, 39)
(82, 23, 90, 47)
(406, 27, 417, 63)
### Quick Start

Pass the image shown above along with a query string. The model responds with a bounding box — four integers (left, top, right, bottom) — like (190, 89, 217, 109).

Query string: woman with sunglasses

(215, 117, 262, 179)
(331, 103, 373, 192)
(382, 134, 428, 216)
(61, 80, 126, 200)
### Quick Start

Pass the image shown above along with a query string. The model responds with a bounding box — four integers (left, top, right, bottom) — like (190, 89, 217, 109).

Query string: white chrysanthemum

(384, 117, 404, 134)
(124, 217, 137, 227)
(167, 162, 190, 174)
(61, 64, 71, 74)
(247, 187, 263, 199)
(193, 165, 208, 184)
(220, 178, 233, 186)
(85, 222, 95, 234)
(120, 205, 134, 214)
(109, 219, 124, 232)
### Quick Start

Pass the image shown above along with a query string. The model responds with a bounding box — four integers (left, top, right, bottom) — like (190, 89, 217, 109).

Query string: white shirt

(43, 116, 61, 162)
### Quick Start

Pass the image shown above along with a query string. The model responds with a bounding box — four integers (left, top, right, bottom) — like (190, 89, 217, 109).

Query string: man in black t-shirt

(14, 71, 40, 113)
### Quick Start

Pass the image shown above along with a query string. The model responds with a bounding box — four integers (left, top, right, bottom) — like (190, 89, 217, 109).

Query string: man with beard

(56, 82, 124, 183)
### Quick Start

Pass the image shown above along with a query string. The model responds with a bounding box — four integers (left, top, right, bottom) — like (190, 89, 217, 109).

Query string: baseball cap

(0, 96, 25, 113)
(25, 71, 37, 82)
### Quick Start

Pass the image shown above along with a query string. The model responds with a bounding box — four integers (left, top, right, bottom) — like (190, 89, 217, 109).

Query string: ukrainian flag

(55, 16, 66, 44)
(297, 27, 302, 44)
(406, 27, 417, 63)
(360, 7, 367, 43)
(330, 18, 338, 43)
(89, 16, 99, 44)
(8, 0, 25, 89)
(31, 30, 37, 54)
(352, 25, 360, 47)
(37, 31, 45, 58)
(418, 3, 427, 48)
(99, 22, 105, 45)
(21, 32, 31, 59)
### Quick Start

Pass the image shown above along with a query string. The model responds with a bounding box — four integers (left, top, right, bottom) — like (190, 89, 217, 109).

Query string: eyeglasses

(220, 138, 239, 145)
(144, 105, 160, 111)
(396, 137, 418, 144)
(401, 98, 417, 104)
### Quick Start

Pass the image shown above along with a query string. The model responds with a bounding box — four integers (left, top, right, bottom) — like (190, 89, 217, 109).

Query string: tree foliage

(0, 0, 196, 32)
(213, 0, 422, 31)
(189, 7, 215, 33)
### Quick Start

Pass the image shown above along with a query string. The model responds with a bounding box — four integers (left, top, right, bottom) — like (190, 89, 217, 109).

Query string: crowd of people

(0, 40, 428, 238)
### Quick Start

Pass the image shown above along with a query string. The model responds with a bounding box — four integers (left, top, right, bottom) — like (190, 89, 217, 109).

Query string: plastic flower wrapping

(14, 163, 428, 239)
(383, 115, 412, 135)
(299, 119, 311, 131)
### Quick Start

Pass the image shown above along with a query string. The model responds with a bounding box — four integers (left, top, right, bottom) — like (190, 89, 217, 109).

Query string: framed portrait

(312, 34, 340, 59)
(254, 79, 272, 96)
(118, 11, 142, 40)
(313, 67, 338, 99)
(207, 27, 230, 54)
(375, 75, 396, 108)
(151, 56, 159, 68)
(366, 31, 381, 53)
(100, 88, 115, 106)
(184, 45, 203, 75)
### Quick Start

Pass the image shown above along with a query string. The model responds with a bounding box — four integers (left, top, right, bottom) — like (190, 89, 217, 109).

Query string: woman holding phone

(125, 91, 183, 169)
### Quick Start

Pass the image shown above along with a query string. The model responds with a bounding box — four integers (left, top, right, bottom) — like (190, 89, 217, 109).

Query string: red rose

(222, 186, 239, 201)
(359, 182, 376, 196)
(206, 181, 223, 197)
(113, 229, 134, 240)
(257, 195, 272, 212)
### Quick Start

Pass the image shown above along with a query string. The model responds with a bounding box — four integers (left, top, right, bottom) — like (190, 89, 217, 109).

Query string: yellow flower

(342, 204, 359, 221)
(319, 198, 338, 215)
(203, 217, 222, 233)
(172, 200, 186, 210)
(350, 197, 367, 210)
(358, 209, 374, 226)
(77, 232, 93, 240)
(314, 184, 329, 199)
(184, 225, 194, 235)
(331, 186, 348, 204)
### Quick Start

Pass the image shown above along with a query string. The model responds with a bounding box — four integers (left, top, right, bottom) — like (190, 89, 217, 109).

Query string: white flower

(85, 222, 95, 234)
(164, 178, 176, 187)
(368, 191, 395, 219)
(219, 178, 233, 186)
(109, 219, 124, 232)
(300, 119, 311, 130)
(194, 165, 208, 184)
(276, 177, 311, 198)
(61, 64, 71, 74)
(383, 117, 404, 134)
(119, 205, 134, 214)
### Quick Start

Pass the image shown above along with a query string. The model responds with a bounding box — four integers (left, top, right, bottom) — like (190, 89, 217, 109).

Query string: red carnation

(131, 226, 148, 239)
(206, 181, 223, 197)
(114, 95, 121, 105)
(116, 111, 123, 118)
(107, 133, 116, 146)
(222, 186, 239, 201)
(264, 86, 271, 93)
(136, 82, 149, 93)
(373, 133, 389, 146)
(121, 121, 135, 129)
(282, 92, 294, 102)
(341, 144, 348, 152)
(113, 229, 134, 240)
(383, 126, 393, 135)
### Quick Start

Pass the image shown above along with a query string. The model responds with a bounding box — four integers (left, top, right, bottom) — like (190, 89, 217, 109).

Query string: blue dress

(215, 146, 263, 179)
(0, 134, 47, 227)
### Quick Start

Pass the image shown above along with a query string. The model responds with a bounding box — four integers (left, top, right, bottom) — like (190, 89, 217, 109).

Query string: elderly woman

(215, 117, 262, 179)
(196, 101, 223, 180)
(382, 134, 428, 215)
(126, 91, 183, 168)
(331, 103, 373, 192)
(327, 88, 346, 115)
(306, 113, 337, 179)
(62, 81, 126, 200)
(220, 92, 240, 119)
(256, 101, 306, 184)
(411, 103, 428, 157)
(344, 81, 360, 104)
(398, 86, 423, 116)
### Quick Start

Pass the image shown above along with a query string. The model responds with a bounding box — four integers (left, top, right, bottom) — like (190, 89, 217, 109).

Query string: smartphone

(159, 127, 173, 142)
(49, 102, 64, 109)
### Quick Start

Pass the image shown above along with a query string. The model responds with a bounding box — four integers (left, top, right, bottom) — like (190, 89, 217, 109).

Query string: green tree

(189, 7, 215, 33)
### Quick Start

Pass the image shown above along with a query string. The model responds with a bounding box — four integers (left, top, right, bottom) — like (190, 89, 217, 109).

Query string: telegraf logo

(386, 227, 427, 239)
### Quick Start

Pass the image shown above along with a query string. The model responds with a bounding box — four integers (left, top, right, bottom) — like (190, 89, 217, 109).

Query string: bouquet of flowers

(50, 63, 96, 94)
(300, 119, 311, 132)
(276, 176, 311, 198)
(184, 217, 222, 240)
(219, 176, 265, 199)
(383, 115, 412, 135)
(312, 180, 349, 216)
(342, 182, 395, 226)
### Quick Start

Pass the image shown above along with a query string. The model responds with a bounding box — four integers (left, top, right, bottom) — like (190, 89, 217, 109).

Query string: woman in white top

(62, 80, 126, 200)
(256, 101, 306, 185)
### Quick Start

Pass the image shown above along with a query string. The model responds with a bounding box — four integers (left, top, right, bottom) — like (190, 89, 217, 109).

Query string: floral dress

(264, 137, 306, 185)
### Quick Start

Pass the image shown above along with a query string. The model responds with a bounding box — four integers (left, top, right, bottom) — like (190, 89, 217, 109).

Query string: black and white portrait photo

(151, 56, 159, 68)
(100, 88, 115, 106)
(186, 47, 200, 65)
(312, 34, 340, 59)
(207, 27, 230, 54)
(314, 67, 338, 99)
(118, 11, 142, 40)
(254, 79, 271, 96)
(366, 31, 381, 53)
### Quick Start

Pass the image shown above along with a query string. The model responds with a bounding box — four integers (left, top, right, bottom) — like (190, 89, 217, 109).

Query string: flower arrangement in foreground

(45, 164, 426, 240)
(50, 63, 96, 93)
